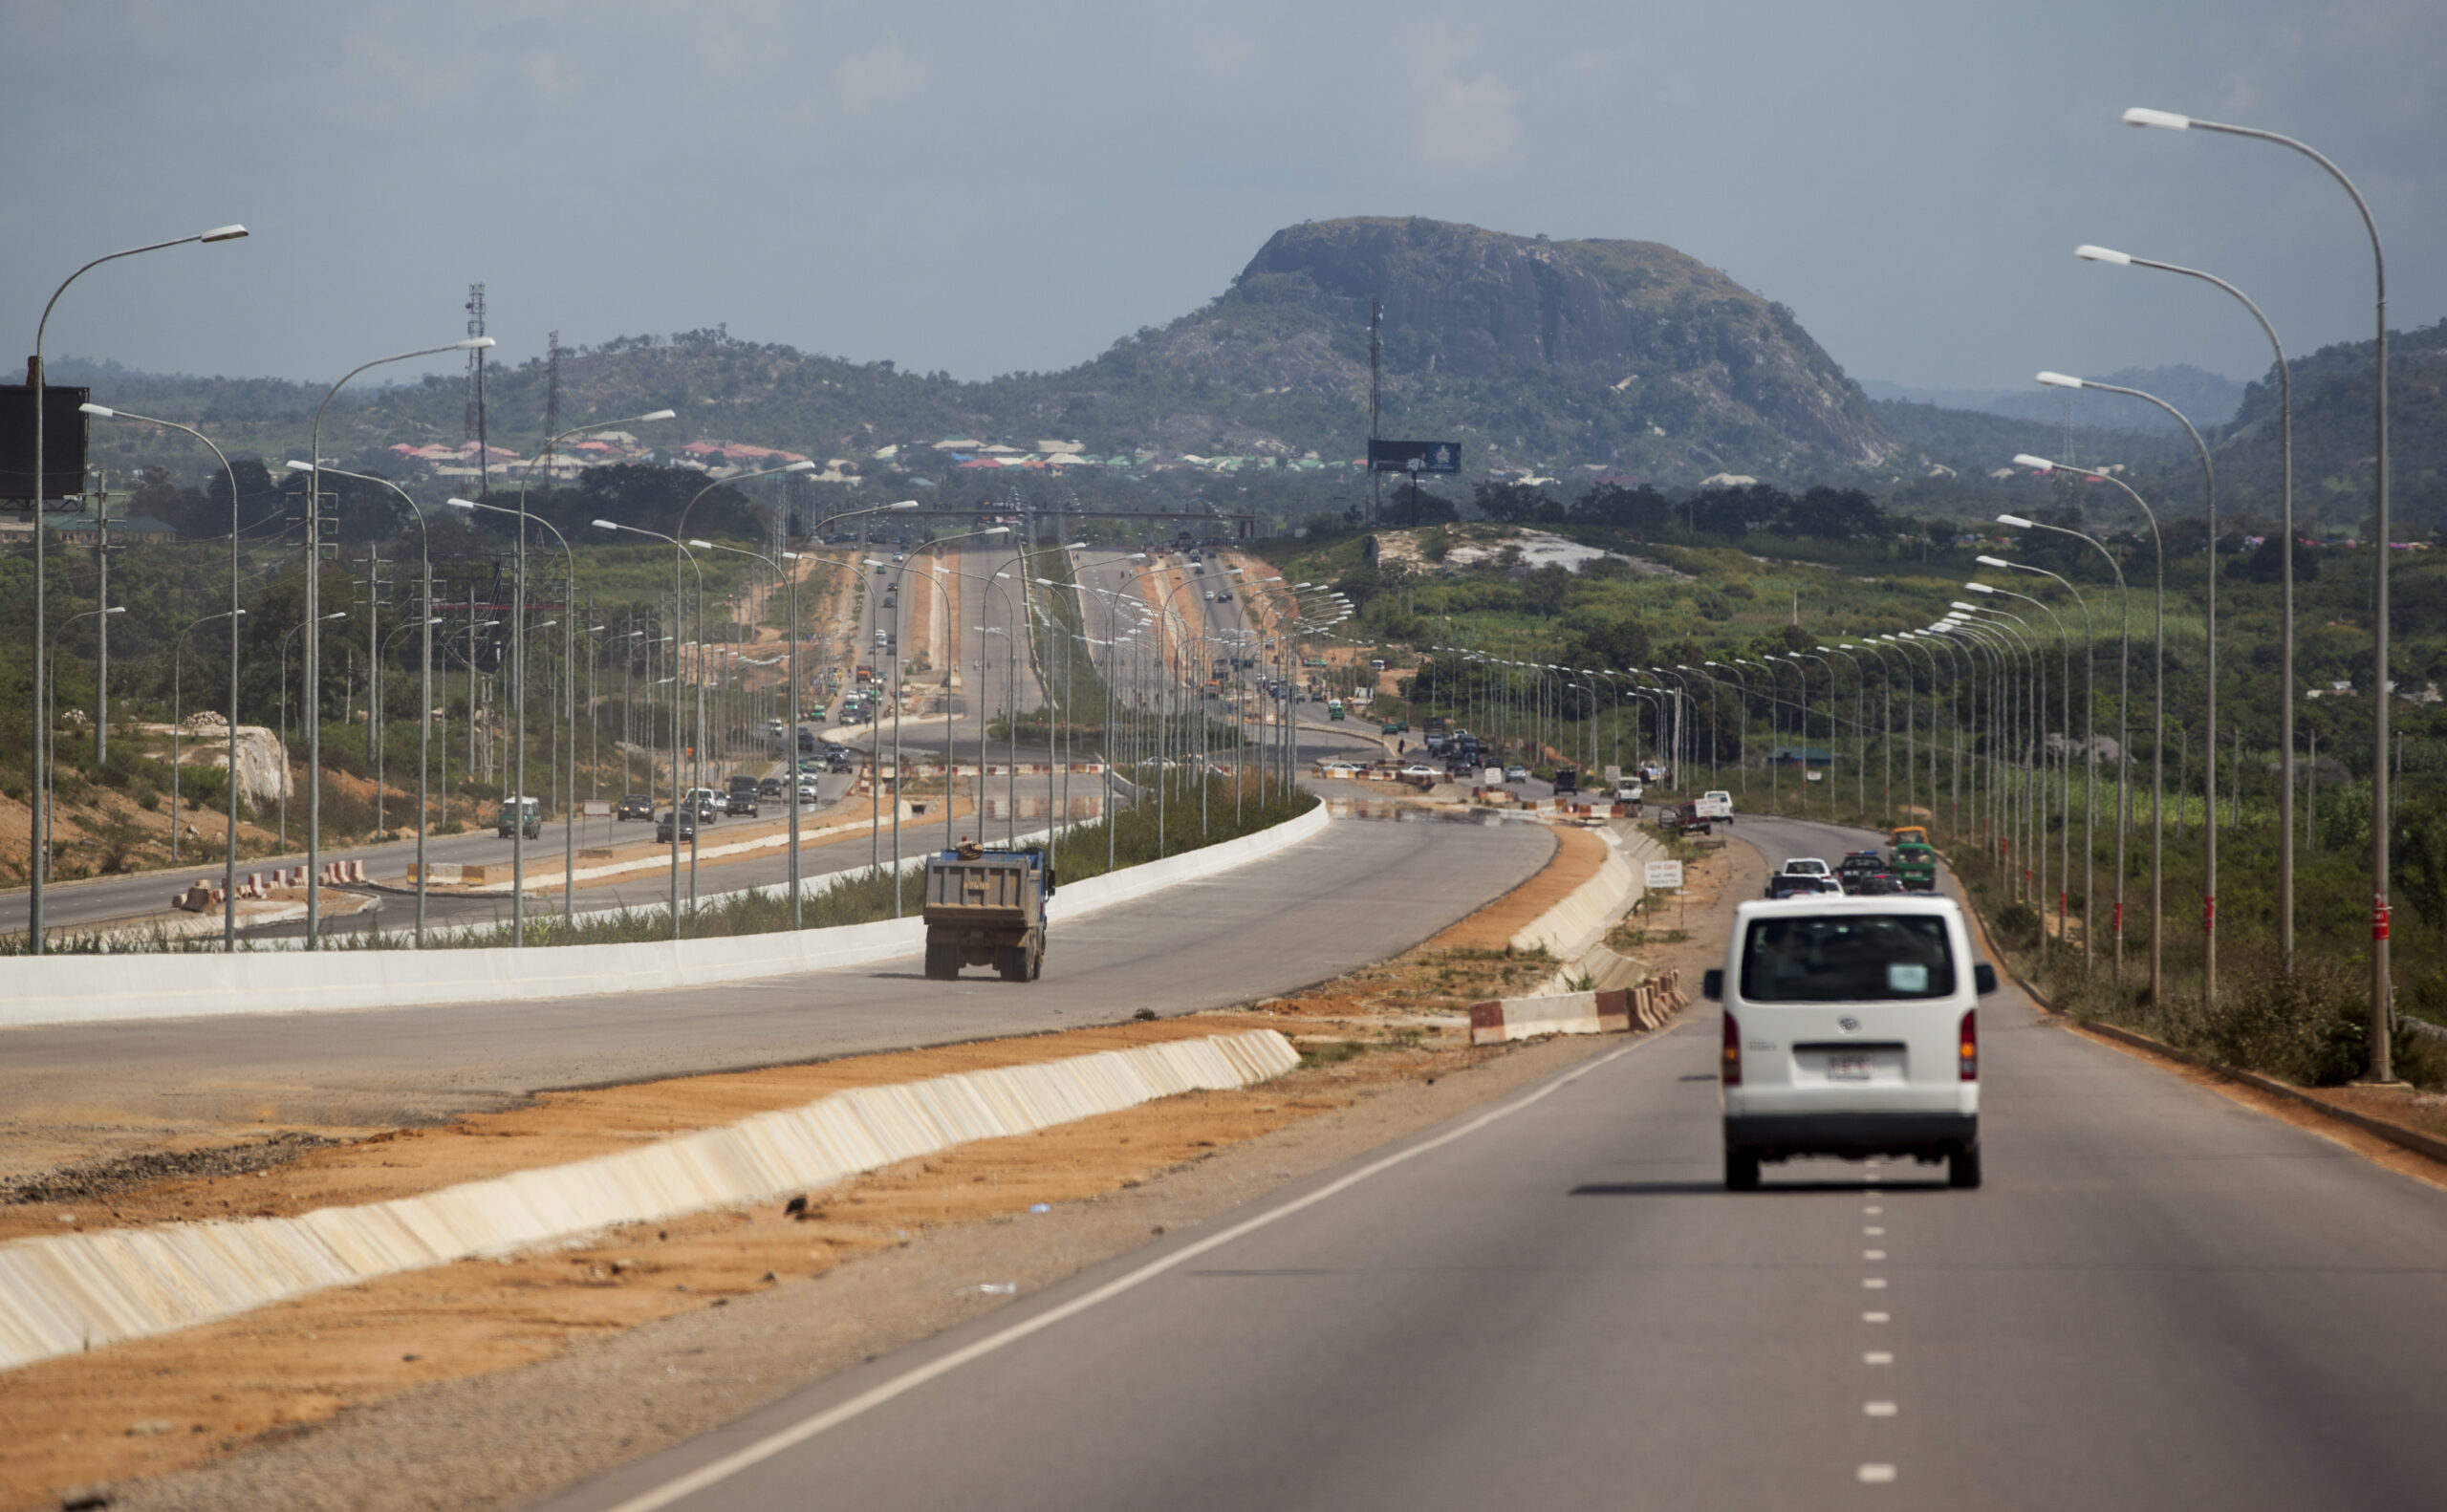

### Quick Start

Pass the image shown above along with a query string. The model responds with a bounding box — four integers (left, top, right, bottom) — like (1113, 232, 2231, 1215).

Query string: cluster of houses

(379, 429, 1382, 486)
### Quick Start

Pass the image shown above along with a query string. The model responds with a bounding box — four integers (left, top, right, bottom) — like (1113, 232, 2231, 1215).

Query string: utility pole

(92, 472, 111, 765)
(544, 329, 561, 441)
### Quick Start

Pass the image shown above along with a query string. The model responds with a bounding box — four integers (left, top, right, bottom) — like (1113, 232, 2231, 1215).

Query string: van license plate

(1825, 1055, 1874, 1082)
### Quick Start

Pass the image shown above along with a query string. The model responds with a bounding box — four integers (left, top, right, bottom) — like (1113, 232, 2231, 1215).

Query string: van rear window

(1741, 916, 1957, 1002)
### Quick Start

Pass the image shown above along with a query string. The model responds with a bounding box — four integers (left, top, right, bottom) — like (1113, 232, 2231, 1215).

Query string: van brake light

(1722, 1011, 1742, 1085)
(1959, 1009, 1979, 1081)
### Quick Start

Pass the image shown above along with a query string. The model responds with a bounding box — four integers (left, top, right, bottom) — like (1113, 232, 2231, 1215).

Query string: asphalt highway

(540, 810, 2447, 1512)
(0, 811, 1552, 1131)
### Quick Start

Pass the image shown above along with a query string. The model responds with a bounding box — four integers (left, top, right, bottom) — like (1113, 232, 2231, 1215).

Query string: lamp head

(2036, 371, 2085, 390)
(1950, 600, 1981, 612)
(688, 538, 714, 550)
(639, 409, 678, 422)
(454, 337, 496, 352)
(1966, 582, 1999, 594)
(2122, 106, 2191, 131)
(78, 402, 115, 419)
(446, 497, 478, 511)
(1998, 514, 2035, 529)
(1975, 554, 2010, 568)
(783, 461, 816, 473)
(2075, 244, 2133, 267)
(199, 225, 249, 243)
(591, 519, 620, 530)
(103, 605, 127, 615)
(887, 500, 920, 510)
(2013, 453, 2056, 472)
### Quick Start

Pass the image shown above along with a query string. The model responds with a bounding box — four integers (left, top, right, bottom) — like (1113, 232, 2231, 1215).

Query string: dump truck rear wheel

(924, 943, 957, 981)
(997, 946, 1028, 983)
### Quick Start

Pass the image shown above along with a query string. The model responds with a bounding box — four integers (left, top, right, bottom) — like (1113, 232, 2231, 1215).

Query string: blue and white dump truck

(922, 841, 1055, 982)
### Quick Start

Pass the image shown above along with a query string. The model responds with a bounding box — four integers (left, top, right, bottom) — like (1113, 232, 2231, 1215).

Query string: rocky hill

(1061, 217, 1896, 474)
(70, 218, 1899, 487)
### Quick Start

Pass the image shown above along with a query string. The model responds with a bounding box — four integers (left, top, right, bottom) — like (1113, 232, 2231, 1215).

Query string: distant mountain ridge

(1859, 364, 2246, 431)
(62, 217, 1900, 486)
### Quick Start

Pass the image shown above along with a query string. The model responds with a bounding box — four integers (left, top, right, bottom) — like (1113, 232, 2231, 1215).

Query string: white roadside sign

(1644, 859, 1685, 892)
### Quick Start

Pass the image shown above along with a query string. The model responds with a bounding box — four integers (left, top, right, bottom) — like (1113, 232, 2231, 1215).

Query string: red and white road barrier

(1466, 969, 1685, 1046)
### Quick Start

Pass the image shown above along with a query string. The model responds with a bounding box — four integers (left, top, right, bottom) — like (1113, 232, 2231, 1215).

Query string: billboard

(1367, 440, 1461, 475)
(0, 384, 93, 505)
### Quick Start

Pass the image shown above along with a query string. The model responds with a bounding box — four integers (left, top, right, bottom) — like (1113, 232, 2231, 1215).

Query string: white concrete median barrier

(0, 804, 1332, 1027)
(0, 1029, 1300, 1374)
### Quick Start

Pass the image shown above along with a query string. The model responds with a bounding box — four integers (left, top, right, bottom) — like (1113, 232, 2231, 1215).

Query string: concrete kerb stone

(0, 805, 1333, 1029)
(0, 1029, 1302, 1374)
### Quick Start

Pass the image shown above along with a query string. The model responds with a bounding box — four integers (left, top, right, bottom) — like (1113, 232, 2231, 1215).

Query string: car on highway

(1320, 762, 1361, 780)
(682, 788, 724, 822)
(615, 793, 654, 822)
(757, 776, 785, 799)
(1851, 872, 1907, 896)
(1706, 893, 1996, 1191)
(1765, 874, 1840, 900)
(1504, 764, 1528, 783)
(495, 796, 542, 840)
(1835, 851, 1888, 892)
(655, 810, 698, 845)
(1781, 856, 1832, 878)
(1400, 764, 1440, 781)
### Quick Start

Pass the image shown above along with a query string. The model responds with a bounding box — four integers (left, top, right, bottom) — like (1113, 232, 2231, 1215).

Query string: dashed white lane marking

(1864, 1204, 1883, 1216)
(1864, 1225, 1885, 1236)
(1862, 1311, 1890, 1323)
(1862, 1278, 1888, 1289)
(1864, 1401, 1898, 1417)
(1864, 1351, 1894, 1365)
(1863, 1249, 1887, 1260)
(1858, 1464, 1897, 1483)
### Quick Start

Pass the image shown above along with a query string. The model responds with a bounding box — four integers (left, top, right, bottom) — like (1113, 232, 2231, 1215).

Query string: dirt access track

(0, 815, 1728, 1511)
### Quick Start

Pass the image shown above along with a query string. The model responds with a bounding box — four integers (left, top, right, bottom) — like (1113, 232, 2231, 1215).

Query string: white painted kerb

(0, 1029, 1300, 1373)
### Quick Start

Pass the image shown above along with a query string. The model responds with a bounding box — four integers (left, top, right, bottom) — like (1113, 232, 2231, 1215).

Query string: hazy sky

(6, 0, 2442, 403)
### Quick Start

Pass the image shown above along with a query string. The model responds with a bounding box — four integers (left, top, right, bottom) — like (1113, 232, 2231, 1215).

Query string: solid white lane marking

(1862, 1311, 1890, 1323)
(1864, 1401, 1898, 1417)
(1862, 1278, 1888, 1289)
(1864, 1226, 1884, 1236)
(1864, 1351, 1893, 1365)
(1858, 1463, 1897, 1483)
(592, 1034, 1661, 1512)
(1863, 1249, 1886, 1260)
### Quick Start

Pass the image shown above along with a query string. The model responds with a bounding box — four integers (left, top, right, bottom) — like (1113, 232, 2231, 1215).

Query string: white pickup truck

(1694, 789, 1735, 824)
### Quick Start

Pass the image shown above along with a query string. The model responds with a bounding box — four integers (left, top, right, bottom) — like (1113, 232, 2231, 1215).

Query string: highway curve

(533, 811, 2447, 1512)
(0, 812, 1553, 1132)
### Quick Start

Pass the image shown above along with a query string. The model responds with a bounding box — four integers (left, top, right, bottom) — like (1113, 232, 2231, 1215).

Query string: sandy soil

(0, 818, 1736, 1511)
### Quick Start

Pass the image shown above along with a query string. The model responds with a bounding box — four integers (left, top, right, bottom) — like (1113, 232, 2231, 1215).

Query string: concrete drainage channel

(0, 1030, 1300, 1374)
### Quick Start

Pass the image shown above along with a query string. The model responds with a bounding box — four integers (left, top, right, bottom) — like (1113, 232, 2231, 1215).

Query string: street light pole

(2122, 102, 2393, 1078)
(81, 401, 249, 949)
(2077, 244, 2299, 974)
(24, 223, 247, 952)
(303, 336, 491, 947)
(2038, 372, 2216, 1009)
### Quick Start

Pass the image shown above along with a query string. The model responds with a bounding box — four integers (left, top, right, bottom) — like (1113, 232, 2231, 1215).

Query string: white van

(1704, 895, 1995, 1191)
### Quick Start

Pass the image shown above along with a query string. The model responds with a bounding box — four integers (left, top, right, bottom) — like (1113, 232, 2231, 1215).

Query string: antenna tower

(1368, 297, 1382, 524)
(464, 284, 489, 497)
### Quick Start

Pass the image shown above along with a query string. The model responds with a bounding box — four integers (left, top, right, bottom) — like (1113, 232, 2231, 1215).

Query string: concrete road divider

(1466, 969, 1686, 1046)
(0, 804, 1332, 1028)
(0, 1029, 1300, 1374)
